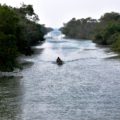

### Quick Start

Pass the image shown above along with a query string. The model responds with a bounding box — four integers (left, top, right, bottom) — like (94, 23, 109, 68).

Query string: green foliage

(112, 35, 120, 52)
(0, 5, 19, 71)
(16, 20, 45, 55)
(94, 23, 120, 44)
(100, 12, 120, 23)
(14, 4, 46, 55)
(61, 17, 97, 39)
(19, 4, 35, 16)
(93, 12, 120, 46)
(61, 12, 120, 54)
(92, 12, 120, 54)
(0, 4, 47, 71)
(0, 34, 18, 71)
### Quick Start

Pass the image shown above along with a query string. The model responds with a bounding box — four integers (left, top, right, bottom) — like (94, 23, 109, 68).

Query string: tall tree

(0, 5, 19, 71)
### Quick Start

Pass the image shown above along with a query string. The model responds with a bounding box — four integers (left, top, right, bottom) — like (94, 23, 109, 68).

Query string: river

(0, 36, 120, 120)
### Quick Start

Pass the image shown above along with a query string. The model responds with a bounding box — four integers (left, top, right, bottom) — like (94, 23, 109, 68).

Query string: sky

(0, 0, 120, 28)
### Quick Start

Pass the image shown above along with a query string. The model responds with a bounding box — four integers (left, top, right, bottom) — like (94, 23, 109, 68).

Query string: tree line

(0, 4, 50, 71)
(61, 12, 120, 53)
(61, 17, 97, 39)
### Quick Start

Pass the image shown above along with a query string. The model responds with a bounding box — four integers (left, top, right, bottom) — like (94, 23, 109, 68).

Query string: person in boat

(56, 57, 63, 65)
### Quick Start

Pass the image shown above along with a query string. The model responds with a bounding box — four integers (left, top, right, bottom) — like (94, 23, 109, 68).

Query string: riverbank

(0, 43, 44, 77)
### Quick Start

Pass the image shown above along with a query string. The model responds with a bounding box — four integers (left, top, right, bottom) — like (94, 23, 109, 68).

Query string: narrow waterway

(0, 36, 120, 120)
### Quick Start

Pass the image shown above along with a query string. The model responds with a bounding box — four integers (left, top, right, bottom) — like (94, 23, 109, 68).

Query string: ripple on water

(1, 38, 120, 120)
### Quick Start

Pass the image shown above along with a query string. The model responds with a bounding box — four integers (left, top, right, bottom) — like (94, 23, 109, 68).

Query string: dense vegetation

(93, 12, 120, 52)
(61, 12, 120, 53)
(0, 4, 49, 71)
(61, 17, 97, 39)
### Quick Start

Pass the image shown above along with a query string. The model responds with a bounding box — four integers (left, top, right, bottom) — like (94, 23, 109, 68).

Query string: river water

(0, 36, 120, 120)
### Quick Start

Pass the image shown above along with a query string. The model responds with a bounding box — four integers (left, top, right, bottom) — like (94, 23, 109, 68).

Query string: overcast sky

(0, 0, 120, 28)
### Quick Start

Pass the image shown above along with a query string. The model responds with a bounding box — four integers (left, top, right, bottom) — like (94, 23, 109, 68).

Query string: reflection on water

(0, 76, 23, 120)
(0, 31, 120, 120)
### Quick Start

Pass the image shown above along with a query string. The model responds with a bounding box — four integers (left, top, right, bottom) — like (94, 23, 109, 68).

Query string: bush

(112, 35, 120, 52)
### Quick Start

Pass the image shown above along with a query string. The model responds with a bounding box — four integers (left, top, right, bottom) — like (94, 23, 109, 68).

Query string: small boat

(56, 57, 63, 65)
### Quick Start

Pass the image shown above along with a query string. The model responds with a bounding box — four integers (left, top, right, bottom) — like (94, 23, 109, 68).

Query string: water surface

(0, 37, 120, 120)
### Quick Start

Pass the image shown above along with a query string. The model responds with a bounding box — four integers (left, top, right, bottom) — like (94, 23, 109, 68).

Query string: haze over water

(0, 30, 120, 120)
